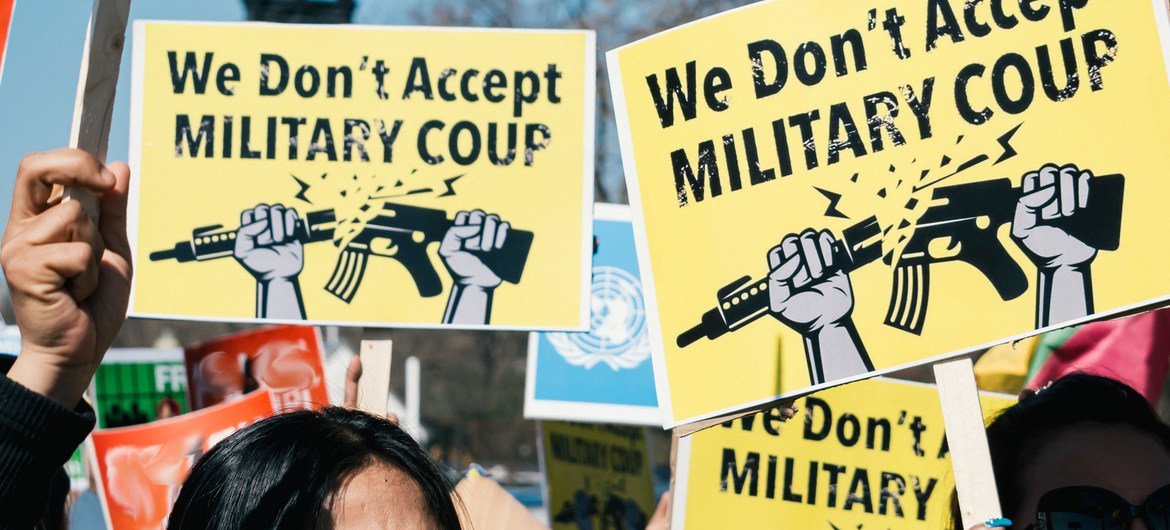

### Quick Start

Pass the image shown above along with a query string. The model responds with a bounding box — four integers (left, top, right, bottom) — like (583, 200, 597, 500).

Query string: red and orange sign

(185, 325, 329, 412)
(89, 389, 276, 530)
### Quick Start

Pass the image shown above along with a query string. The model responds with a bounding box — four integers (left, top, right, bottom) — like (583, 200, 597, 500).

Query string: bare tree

(243, 0, 356, 23)
(359, 0, 756, 205)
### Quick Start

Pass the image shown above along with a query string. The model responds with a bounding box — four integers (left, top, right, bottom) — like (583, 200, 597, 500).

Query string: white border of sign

(606, 0, 1170, 429)
(127, 20, 596, 332)
(524, 203, 661, 426)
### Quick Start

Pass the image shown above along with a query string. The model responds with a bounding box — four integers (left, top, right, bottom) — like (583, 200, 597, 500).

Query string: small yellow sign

(540, 421, 658, 530)
(674, 378, 1015, 529)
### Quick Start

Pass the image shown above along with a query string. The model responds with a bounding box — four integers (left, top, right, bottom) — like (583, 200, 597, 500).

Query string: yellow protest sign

(673, 378, 1015, 529)
(129, 21, 594, 330)
(539, 421, 657, 530)
(608, 0, 1170, 426)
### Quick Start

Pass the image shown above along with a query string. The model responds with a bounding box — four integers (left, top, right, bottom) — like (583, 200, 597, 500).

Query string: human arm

(0, 148, 132, 525)
(767, 229, 874, 385)
(440, 210, 511, 326)
(1011, 164, 1098, 327)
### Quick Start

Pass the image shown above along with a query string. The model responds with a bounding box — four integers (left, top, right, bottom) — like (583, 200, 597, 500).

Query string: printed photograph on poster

(608, 0, 1170, 426)
(671, 378, 1014, 530)
(88, 389, 277, 530)
(184, 325, 329, 412)
(128, 21, 596, 331)
(538, 421, 657, 530)
(525, 203, 659, 426)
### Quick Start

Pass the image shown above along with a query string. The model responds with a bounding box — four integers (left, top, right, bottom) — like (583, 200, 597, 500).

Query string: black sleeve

(0, 374, 95, 529)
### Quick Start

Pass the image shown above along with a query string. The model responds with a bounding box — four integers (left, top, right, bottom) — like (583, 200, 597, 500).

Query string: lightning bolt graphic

(291, 173, 316, 204)
(367, 174, 464, 201)
(911, 123, 1023, 192)
(994, 123, 1023, 164)
(814, 187, 850, 219)
(438, 174, 464, 197)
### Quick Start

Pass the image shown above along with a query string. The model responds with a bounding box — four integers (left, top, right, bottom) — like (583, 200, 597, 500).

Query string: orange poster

(89, 389, 276, 530)
(185, 325, 329, 412)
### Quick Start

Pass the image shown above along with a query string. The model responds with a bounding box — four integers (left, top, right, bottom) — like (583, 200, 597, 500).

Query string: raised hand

(233, 203, 306, 320)
(234, 203, 304, 282)
(765, 228, 873, 384)
(439, 210, 512, 325)
(2, 149, 133, 406)
(1012, 164, 1098, 270)
(439, 210, 510, 289)
(1012, 164, 1100, 326)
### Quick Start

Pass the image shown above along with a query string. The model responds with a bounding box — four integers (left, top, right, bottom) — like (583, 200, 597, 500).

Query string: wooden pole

(63, 0, 131, 220)
(665, 429, 679, 530)
(357, 340, 393, 415)
(934, 357, 1002, 529)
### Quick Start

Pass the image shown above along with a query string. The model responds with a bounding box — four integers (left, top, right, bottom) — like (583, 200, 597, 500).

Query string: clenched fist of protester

(1012, 163, 1099, 270)
(766, 229, 854, 335)
(1, 149, 132, 407)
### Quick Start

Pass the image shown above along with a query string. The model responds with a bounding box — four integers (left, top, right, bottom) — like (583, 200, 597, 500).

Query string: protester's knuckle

(15, 152, 39, 180)
(2, 253, 31, 284)
(64, 148, 97, 173)
(0, 243, 17, 269)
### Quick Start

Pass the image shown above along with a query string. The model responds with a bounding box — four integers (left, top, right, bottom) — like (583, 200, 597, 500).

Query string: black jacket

(0, 374, 94, 529)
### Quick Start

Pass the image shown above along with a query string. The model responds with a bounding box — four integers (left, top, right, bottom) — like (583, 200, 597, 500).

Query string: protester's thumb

(654, 492, 670, 516)
(98, 162, 132, 259)
(646, 491, 671, 530)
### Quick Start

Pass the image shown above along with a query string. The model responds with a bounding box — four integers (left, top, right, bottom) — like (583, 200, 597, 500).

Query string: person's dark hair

(167, 406, 462, 530)
(949, 373, 1170, 529)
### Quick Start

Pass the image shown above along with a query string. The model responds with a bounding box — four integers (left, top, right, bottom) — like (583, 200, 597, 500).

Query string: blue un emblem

(548, 266, 650, 370)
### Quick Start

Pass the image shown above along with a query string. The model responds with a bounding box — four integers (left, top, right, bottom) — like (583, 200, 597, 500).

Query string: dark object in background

(0, 354, 72, 530)
(243, 0, 355, 23)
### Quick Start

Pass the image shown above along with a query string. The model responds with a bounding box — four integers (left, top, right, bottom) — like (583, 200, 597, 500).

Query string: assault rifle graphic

(150, 203, 534, 303)
(676, 174, 1124, 347)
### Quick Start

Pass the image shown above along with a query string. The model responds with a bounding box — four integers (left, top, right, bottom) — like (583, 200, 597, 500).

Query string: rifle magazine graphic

(326, 249, 368, 303)
(885, 263, 929, 334)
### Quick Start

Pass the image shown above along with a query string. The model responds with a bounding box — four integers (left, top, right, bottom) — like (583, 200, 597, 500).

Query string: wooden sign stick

(934, 357, 1002, 529)
(666, 429, 679, 530)
(357, 340, 393, 416)
(63, 0, 131, 220)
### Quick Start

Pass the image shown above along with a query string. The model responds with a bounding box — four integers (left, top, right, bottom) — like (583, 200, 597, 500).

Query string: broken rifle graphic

(150, 202, 534, 303)
(677, 174, 1124, 347)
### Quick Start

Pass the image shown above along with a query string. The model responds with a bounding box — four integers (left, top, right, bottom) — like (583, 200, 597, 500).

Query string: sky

(0, 0, 436, 234)
(0, 1, 246, 233)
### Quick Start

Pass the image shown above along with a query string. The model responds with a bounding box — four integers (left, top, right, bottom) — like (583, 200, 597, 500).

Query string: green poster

(94, 348, 189, 429)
